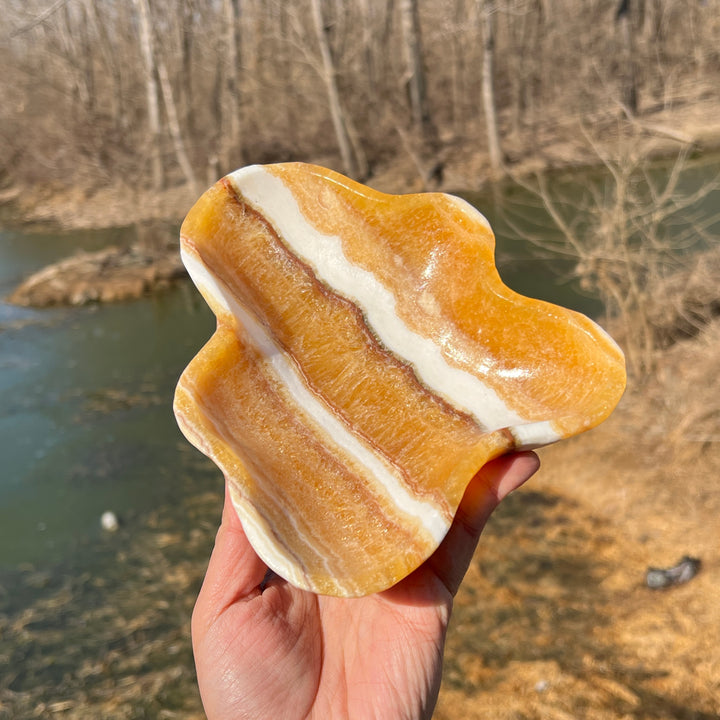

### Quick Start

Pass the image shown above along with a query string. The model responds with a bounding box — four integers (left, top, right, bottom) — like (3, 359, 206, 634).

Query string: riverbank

(5, 97, 720, 309)
(6, 96, 720, 232)
(7, 240, 186, 307)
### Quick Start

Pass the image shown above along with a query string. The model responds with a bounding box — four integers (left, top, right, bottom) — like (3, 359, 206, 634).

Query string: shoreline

(3, 100, 720, 308)
(5, 98, 720, 233)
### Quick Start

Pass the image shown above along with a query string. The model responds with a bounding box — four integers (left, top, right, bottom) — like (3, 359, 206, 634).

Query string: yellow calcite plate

(174, 163, 626, 597)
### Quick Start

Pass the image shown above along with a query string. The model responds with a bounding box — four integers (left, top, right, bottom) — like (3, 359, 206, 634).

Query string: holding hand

(192, 451, 540, 720)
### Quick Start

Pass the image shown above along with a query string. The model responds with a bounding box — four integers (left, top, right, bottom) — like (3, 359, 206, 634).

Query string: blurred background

(1, 1, 719, 717)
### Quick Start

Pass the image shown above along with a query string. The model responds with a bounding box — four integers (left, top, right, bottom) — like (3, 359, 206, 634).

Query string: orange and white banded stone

(173, 163, 626, 597)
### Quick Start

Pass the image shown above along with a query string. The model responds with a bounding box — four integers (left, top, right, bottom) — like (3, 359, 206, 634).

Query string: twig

(10, 0, 71, 38)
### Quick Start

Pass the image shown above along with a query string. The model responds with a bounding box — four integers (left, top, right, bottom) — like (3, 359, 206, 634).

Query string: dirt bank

(7, 242, 186, 307)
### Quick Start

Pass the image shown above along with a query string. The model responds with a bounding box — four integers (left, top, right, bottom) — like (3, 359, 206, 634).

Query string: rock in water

(173, 163, 626, 597)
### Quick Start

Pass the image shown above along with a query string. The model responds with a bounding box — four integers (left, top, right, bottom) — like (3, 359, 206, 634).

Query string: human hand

(192, 451, 540, 720)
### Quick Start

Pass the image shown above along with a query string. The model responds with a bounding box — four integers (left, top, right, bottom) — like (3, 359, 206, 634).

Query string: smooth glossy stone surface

(174, 163, 626, 597)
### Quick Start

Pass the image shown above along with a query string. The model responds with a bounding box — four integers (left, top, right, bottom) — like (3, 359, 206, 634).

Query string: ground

(437, 319, 720, 719)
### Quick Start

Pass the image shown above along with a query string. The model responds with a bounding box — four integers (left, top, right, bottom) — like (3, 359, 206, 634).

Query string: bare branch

(10, 0, 71, 38)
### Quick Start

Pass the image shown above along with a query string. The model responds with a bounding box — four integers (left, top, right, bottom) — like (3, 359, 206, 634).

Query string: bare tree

(158, 59, 198, 194)
(447, 0, 470, 133)
(3, 0, 720, 196)
(133, 0, 164, 189)
(357, 0, 378, 98)
(478, 0, 503, 176)
(309, 0, 368, 179)
(49, 1, 93, 121)
(508, 131, 719, 377)
(83, 0, 125, 131)
(505, 1, 543, 138)
(399, 0, 432, 140)
(220, 0, 243, 167)
(615, 0, 639, 115)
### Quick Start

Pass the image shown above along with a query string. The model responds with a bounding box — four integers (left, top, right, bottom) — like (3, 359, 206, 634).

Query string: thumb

(192, 481, 269, 639)
(428, 451, 540, 597)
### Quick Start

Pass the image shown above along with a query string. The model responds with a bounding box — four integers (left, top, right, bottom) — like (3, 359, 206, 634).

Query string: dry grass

(0, 454, 215, 719)
(437, 315, 720, 719)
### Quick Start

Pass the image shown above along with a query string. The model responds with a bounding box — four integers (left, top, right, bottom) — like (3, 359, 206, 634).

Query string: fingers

(194, 451, 539, 631)
(428, 451, 540, 597)
(192, 481, 269, 639)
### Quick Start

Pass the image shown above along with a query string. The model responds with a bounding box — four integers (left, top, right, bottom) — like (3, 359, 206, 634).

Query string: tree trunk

(506, 1, 542, 138)
(133, 0, 164, 190)
(310, 0, 368, 179)
(277, 3, 296, 142)
(478, 0, 503, 176)
(616, 0, 639, 115)
(450, 0, 467, 133)
(221, 0, 243, 166)
(158, 59, 198, 194)
(77, 1, 95, 116)
(84, 0, 124, 131)
(399, 0, 432, 139)
(358, 0, 377, 98)
(56, 3, 92, 121)
(179, 0, 196, 140)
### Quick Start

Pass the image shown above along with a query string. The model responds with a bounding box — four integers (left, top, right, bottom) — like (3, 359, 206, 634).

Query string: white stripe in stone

(228, 165, 562, 446)
(226, 481, 312, 590)
(181, 244, 450, 544)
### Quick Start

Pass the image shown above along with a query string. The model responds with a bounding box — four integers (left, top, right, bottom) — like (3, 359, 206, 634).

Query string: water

(459, 151, 720, 318)
(1, 155, 719, 573)
(0, 227, 216, 571)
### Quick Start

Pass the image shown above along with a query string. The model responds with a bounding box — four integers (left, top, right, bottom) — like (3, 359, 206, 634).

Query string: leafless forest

(2, 0, 719, 192)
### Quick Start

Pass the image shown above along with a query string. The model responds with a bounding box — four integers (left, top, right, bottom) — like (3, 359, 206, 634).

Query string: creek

(0, 153, 718, 585)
